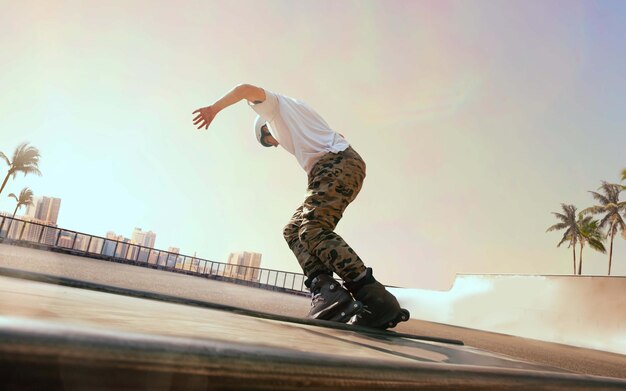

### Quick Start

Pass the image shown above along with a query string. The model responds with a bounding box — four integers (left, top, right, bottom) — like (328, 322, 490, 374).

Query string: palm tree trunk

(578, 242, 583, 275)
(6, 204, 18, 238)
(572, 244, 577, 274)
(0, 171, 10, 196)
(608, 230, 615, 276)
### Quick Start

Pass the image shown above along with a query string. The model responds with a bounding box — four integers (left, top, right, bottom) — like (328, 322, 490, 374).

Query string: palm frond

(548, 204, 579, 248)
(602, 182, 622, 202)
(557, 232, 571, 247)
(0, 152, 9, 167)
(581, 205, 604, 215)
(597, 214, 613, 231)
(546, 222, 568, 232)
(589, 190, 610, 206)
(11, 142, 41, 173)
(9, 187, 34, 208)
(588, 238, 606, 253)
(16, 165, 42, 177)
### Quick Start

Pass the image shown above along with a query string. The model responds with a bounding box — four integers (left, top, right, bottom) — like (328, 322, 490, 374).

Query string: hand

(192, 106, 218, 130)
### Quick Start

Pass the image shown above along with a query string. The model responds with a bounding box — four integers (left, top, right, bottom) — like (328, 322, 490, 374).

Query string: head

(254, 115, 279, 148)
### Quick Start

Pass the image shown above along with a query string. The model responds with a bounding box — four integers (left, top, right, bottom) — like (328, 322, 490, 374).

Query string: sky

(1, 0, 625, 290)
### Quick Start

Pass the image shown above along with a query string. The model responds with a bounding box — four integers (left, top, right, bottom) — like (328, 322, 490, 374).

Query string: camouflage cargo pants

(283, 146, 367, 286)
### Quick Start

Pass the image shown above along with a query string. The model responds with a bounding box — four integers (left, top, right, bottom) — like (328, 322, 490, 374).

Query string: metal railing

(0, 215, 308, 296)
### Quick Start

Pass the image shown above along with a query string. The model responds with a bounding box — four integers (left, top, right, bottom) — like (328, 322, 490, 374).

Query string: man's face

(261, 125, 279, 148)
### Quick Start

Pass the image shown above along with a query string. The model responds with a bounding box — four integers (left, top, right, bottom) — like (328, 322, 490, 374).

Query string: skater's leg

(299, 147, 409, 330)
(284, 203, 359, 322)
(283, 205, 333, 282)
(299, 147, 367, 282)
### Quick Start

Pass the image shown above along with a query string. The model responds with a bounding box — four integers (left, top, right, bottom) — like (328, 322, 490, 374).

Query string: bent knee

(283, 222, 299, 242)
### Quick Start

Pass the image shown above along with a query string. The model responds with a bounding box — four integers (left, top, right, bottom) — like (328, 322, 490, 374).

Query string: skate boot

(344, 268, 410, 330)
(306, 273, 363, 323)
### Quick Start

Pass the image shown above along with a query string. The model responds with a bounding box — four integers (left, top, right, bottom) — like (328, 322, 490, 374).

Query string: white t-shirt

(249, 90, 349, 174)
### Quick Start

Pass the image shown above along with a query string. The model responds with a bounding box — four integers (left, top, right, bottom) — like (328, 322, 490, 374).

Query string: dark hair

(260, 125, 273, 147)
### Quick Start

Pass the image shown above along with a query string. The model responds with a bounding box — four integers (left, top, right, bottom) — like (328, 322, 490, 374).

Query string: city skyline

(2, 196, 267, 266)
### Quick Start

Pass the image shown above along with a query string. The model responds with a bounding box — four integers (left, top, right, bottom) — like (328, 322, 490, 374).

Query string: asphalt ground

(1, 242, 625, 380)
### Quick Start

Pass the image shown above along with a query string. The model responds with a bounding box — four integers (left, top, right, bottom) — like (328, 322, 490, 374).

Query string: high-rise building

(130, 228, 156, 264)
(27, 196, 61, 224)
(131, 227, 156, 248)
(15, 196, 62, 244)
(225, 251, 262, 282)
(24, 201, 37, 218)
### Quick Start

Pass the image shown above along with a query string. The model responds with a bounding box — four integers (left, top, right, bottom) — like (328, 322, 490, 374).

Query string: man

(192, 84, 409, 329)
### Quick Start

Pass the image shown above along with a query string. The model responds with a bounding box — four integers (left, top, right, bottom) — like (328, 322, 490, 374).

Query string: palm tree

(547, 204, 580, 274)
(0, 142, 42, 196)
(621, 168, 626, 182)
(8, 187, 34, 218)
(582, 182, 626, 275)
(576, 214, 606, 275)
(5, 187, 34, 237)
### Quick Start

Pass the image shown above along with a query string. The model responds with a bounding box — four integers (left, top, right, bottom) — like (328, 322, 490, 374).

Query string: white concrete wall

(389, 275, 626, 355)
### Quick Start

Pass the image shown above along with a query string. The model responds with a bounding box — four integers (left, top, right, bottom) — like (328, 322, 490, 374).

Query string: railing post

(4, 217, 13, 239)
(86, 236, 92, 254)
(0, 216, 5, 237)
(54, 229, 62, 246)
(71, 232, 77, 249)
(19, 222, 27, 241)
(37, 224, 45, 244)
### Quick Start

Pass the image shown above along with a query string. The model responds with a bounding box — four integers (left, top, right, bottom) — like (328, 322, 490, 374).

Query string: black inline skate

(306, 273, 363, 323)
(344, 268, 410, 330)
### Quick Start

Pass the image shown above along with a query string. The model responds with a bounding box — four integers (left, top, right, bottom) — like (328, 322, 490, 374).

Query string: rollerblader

(192, 84, 409, 329)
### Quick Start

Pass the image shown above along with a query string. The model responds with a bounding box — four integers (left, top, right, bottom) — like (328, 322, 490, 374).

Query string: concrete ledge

(391, 274, 626, 355)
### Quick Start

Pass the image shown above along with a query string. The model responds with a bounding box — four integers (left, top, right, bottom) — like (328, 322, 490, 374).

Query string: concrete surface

(3, 276, 626, 389)
(1, 242, 626, 380)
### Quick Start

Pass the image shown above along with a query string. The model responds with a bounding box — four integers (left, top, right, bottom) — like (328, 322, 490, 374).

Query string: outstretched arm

(192, 84, 266, 130)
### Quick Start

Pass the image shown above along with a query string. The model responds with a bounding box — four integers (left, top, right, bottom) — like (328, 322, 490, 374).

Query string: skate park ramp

(2, 267, 626, 390)
(389, 274, 626, 355)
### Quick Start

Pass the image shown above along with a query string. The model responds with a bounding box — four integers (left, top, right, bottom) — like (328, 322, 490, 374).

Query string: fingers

(192, 107, 213, 130)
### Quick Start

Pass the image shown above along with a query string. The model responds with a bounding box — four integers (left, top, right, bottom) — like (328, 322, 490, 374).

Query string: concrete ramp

(1, 269, 626, 389)
(390, 274, 626, 355)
